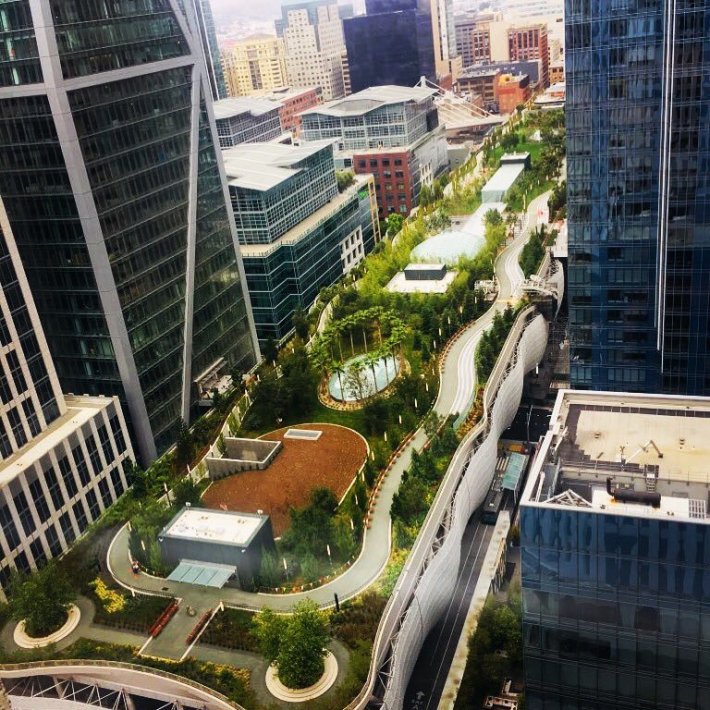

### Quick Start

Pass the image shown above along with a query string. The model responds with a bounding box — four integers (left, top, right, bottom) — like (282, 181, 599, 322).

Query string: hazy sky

(210, 0, 364, 24)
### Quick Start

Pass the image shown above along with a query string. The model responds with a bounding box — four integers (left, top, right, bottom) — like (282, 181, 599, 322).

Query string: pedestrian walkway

(105, 191, 550, 614)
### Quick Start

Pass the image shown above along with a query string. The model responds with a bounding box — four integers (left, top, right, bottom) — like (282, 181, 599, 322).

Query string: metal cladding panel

(381, 312, 549, 709)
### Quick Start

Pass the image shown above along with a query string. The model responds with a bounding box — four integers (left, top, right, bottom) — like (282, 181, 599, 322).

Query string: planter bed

(90, 592, 174, 634)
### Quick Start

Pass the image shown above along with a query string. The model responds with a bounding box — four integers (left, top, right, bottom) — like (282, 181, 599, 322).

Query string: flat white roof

(301, 85, 436, 118)
(213, 97, 282, 121)
(483, 163, 526, 195)
(590, 488, 690, 519)
(163, 507, 264, 547)
(0, 395, 119, 487)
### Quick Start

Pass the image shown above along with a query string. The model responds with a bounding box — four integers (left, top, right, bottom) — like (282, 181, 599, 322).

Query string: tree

(254, 607, 286, 662)
(253, 600, 330, 689)
(336, 170, 355, 193)
(386, 213, 404, 235)
(9, 562, 76, 637)
(258, 550, 283, 588)
(174, 418, 195, 472)
(484, 208, 503, 227)
(263, 337, 278, 364)
(292, 307, 309, 341)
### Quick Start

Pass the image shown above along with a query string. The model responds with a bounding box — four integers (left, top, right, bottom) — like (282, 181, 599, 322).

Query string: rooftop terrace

(523, 390, 710, 522)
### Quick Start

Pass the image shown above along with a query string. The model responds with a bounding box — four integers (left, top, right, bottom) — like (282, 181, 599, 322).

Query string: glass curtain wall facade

(190, 0, 227, 100)
(343, 0, 436, 92)
(0, 0, 259, 463)
(567, 0, 710, 394)
(521, 506, 710, 710)
(241, 182, 378, 342)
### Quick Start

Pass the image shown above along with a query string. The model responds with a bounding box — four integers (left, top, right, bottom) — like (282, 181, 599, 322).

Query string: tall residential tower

(276, 0, 348, 101)
(566, 0, 710, 395)
(0, 0, 260, 463)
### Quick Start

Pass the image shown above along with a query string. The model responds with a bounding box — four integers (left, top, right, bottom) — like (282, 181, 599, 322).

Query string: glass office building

(190, 0, 228, 100)
(343, 0, 436, 93)
(566, 0, 710, 395)
(0, 0, 259, 463)
(521, 390, 710, 710)
(223, 142, 380, 342)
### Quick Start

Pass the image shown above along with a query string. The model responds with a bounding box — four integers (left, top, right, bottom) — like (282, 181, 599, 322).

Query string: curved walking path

(106, 194, 549, 614)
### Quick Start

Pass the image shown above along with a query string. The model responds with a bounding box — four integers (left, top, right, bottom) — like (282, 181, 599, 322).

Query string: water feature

(328, 354, 400, 402)
(411, 202, 506, 265)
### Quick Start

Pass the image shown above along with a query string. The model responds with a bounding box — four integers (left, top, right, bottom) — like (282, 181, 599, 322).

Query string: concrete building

(431, 0, 463, 84)
(254, 86, 322, 137)
(454, 12, 510, 66)
(220, 34, 288, 97)
(495, 73, 531, 113)
(343, 0, 436, 93)
(160, 507, 274, 589)
(508, 24, 549, 87)
(0, 0, 260, 464)
(191, 0, 228, 100)
(223, 142, 380, 341)
(521, 390, 710, 710)
(549, 60, 564, 84)
(213, 97, 284, 148)
(456, 60, 541, 109)
(300, 85, 449, 217)
(0, 201, 133, 596)
(276, 0, 348, 101)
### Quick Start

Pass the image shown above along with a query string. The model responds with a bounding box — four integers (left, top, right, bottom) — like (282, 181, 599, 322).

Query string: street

(402, 511, 495, 710)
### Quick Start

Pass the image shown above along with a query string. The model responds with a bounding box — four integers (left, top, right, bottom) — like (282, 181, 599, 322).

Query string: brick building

(508, 24, 549, 87)
(494, 73, 531, 113)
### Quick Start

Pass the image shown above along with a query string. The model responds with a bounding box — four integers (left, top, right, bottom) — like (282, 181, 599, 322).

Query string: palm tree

(333, 323, 344, 362)
(345, 316, 356, 356)
(364, 353, 379, 396)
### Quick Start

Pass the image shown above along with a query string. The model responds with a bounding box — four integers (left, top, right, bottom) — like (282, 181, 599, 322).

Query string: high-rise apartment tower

(567, 0, 710, 395)
(0, 1, 260, 463)
(276, 0, 347, 101)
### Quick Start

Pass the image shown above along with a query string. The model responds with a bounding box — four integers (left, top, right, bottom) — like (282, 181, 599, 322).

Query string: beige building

(277, 1, 347, 101)
(221, 34, 288, 97)
(455, 12, 510, 67)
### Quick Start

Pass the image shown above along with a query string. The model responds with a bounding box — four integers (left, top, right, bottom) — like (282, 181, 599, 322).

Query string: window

(13, 489, 35, 535)
(0, 503, 20, 549)
(97, 424, 114, 463)
(85, 489, 101, 520)
(45, 524, 62, 556)
(73, 499, 88, 532)
(59, 512, 76, 544)
(57, 455, 78, 498)
(72, 444, 91, 486)
(44, 467, 64, 509)
(28, 478, 50, 522)
(98, 478, 113, 508)
(29, 538, 46, 566)
(109, 415, 126, 453)
(110, 467, 125, 497)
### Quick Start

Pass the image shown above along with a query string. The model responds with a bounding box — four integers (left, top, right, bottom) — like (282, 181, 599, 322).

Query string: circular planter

(265, 651, 338, 703)
(13, 604, 81, 649)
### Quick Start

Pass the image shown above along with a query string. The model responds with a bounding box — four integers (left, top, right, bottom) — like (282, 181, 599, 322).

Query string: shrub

(91, 578, 126, 614)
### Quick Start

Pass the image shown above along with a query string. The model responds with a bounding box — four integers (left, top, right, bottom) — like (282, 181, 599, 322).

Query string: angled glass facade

(190, 0, 228, 100)
(0, 0, 42, 86)
(567, 0, 710, 394)
(0, 1, 258, 462)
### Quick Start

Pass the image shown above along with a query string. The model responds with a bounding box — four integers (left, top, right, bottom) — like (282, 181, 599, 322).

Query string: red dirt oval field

(201, 424, 368, 536)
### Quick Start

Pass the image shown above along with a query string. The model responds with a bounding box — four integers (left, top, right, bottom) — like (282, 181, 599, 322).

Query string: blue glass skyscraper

(567, 0, 710, 395)
(521, 390, 710, 710)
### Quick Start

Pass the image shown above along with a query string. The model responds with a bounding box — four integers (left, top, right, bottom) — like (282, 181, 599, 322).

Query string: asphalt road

(402, 512, 495, 710)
